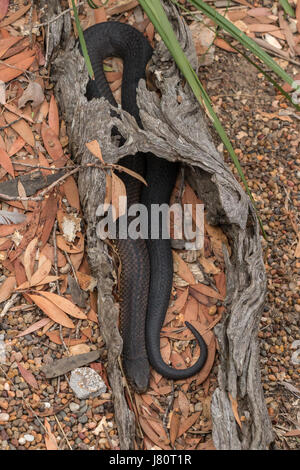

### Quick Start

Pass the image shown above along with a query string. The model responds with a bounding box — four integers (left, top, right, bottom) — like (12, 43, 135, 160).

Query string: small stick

(162, 382, 175, 441)
(35, 2, 85, 28)
(54, 414, 73, 450)
(52, 220, 68, 353)
(0, 293, 19, 318)
(0, 117, 23, 130)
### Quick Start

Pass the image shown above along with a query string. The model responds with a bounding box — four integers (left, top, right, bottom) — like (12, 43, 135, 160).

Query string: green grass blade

(138, 0, 266, 236)
(184, 0, 296, 88)
(71, 0, 94, 79)
(172, 0, 300, 111)
(279, 0, 295, 17)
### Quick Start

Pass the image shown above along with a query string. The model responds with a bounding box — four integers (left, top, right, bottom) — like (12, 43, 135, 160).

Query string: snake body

(83, 22, 208, 392)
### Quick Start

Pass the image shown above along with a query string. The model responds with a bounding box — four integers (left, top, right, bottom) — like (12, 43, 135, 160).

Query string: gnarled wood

(44, 0, 273, 450)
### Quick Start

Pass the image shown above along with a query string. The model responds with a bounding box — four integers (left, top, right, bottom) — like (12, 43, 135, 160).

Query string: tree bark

(43, 0, 273, 450)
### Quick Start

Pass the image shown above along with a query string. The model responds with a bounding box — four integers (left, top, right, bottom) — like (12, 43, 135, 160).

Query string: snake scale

(82, 22, 208, 392)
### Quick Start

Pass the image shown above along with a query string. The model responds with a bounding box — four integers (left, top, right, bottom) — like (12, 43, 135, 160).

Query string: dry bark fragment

(48, 0, 273, 450)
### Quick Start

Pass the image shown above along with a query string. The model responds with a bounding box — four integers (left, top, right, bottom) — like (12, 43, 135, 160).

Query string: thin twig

(45, 22, 50, 69)
(11, 162, 69, 171)
(63, 250, 79, 283)
(0, 59, 35, 77)
(0, 162, 120, 202)
(102, 424, 114, 449)
(28, 0, 34, 47)
(162, 382, 175, 442)
(0, 293, 19, 318)
(54, 414, 73, 450)
(52, 220, 68, 353)
(35, 2, 85, 28)
(0, 117, 23, 130)
(0, 364, 49, 436)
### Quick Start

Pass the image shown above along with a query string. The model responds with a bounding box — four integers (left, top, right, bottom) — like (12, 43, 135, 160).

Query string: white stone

(69, 367, 107, 400)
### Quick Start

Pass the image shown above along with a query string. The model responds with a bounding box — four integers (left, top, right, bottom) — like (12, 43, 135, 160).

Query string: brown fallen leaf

(94, 5, 107, 24)
(214, 37, 237, 53)
(75, 271, 96, 291)
(87, 308, 98, 323)
(173, 250, 195, 285)
(86, 139, 104, 163)
(37, 291, 87, 320)
(4, 102, 34, 123)
(297, 1, 300, 34)
(107, 0, 139, 16)
(117, 164, 147, 186)
(48, 94, 60, 136)
(229, 393, 242, 429)
(18, 81, 44, 109)
(46, 330, 88, 346)
(198, 255, 220, 275)
(56, 233, 84, 254)
(29, 258, 52, 286)
(177, 412, 200, 437)
(0, 276, 16, 302)
(214, 272, 226, 298)
(0, 4, 31, 27)
(8, 136, 25, 157)
(138, 416, 170, 450)
(62, 176, 80, 211)
(0, 50, 35, 82)
(283, 429, 300, 437)
(41, 122, 64, 162)
(168, 287, 189, 314)
(190, 282, 224, 301)
(183, 296, 199, 323)
(23, 237, 38, 282)
(247, 24, 279, 33)
(16, 275, 61, 291)
(177, 390, 190, 418)
(16, 318, 50, 337)
(0, 147, 14, 176)
(189, 286, 209, 306)
(44, 417, 58, 450)
(170, 411, 181, 446)
(17, 362, 38, 389)
(197, 439, 216, 450)
(28, 294, 75, 329)
(4, 111, 35, 147)
(0, 0, 9, 21)
(247, 7, 271, 17)
(0, 36, 22, 59)
(69, 344, 91, 355)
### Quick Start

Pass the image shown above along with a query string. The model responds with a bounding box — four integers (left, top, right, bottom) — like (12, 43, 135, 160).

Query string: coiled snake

(82, 22, 208, 392)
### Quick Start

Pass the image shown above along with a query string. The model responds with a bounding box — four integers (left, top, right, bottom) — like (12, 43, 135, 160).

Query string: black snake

(82, 21, 208, 392)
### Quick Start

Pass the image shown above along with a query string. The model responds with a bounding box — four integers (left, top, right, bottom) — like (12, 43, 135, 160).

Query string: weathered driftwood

(45, 0, 273, 450)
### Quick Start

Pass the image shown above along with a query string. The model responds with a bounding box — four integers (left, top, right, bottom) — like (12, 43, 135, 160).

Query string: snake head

(124, 357, 150, 394)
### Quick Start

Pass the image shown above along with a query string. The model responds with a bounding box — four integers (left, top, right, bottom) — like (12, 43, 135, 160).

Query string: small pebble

(0, 413, 9, 422)
(69, 402, 80, 412)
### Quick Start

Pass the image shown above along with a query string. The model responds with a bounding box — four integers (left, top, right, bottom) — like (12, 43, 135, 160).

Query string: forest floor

(0, 0, 299, 451)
